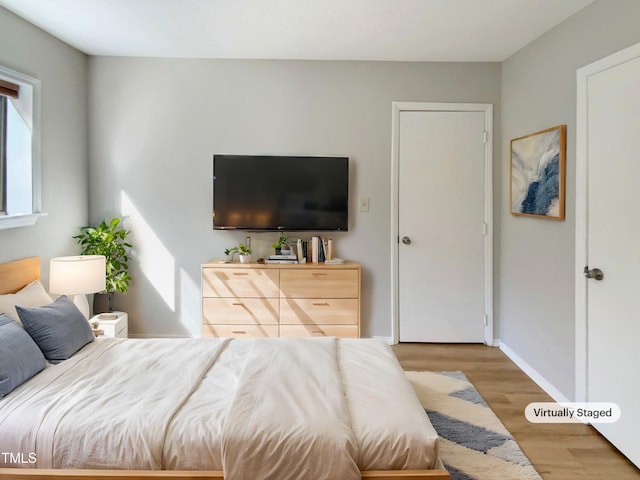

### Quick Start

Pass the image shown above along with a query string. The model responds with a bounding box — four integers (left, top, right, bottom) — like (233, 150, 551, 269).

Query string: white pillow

(0, 280, 53, 325)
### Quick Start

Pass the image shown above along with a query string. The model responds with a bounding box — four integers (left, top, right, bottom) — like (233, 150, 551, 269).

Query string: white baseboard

(372, 336, 394, 345)
(128, 333, 193, 339)
(499, 341, 571, 403)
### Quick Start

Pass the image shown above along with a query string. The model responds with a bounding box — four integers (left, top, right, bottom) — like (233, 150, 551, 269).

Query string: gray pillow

(17, 296, 94, 364)
(0, 313, 46, 397)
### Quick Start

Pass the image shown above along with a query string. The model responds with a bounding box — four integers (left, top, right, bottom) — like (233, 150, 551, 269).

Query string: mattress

(0, 337, 438, 479)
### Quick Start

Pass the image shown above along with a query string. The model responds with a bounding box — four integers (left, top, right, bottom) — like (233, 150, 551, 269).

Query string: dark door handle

(584, 266, 604, 281)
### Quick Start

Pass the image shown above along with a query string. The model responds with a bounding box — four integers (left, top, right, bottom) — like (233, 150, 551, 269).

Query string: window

(0, 95, 6, 213)
(0, 66, 43, 229)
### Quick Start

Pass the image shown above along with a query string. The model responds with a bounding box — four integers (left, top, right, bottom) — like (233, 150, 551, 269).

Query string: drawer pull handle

(233, 273, 249, 276)
(231, 330, 247, 334)
(312, 273, 328, 276)
(312, 302, 330, 306)
(232, 302, 245, 306)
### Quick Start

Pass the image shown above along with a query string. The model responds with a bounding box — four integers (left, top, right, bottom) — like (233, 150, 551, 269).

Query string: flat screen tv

(213, 154, 349, 231)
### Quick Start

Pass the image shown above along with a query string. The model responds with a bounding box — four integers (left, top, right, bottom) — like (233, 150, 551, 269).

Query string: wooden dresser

(201, 261, 361, 338)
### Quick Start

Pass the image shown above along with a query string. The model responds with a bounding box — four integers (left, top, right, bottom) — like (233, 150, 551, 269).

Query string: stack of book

(298, 236, 333, 263)
(264, 237, 336, 264)
(265, 254, 298, 264)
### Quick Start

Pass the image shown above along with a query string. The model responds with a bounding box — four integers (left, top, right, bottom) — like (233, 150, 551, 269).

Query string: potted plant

(271, 234, 290, 255)
(237, 243, 252, 263)
(225, 243, 252, 263)
(73, 217, 132, 313)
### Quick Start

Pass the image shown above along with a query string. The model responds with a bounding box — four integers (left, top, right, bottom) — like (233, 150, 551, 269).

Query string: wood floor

(393, 343, 640, 480)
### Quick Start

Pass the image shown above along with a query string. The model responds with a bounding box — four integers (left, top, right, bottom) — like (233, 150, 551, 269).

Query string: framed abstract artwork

(510, 125, 566, 220)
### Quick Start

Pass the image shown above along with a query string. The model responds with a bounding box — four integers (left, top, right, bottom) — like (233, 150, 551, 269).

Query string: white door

(395, 106, 490, 343)
(580, 47, 640, 467)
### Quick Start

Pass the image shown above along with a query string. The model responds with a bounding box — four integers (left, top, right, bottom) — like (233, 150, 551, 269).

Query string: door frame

(575, 42, 640, 402)
(390, 102, 494, 345)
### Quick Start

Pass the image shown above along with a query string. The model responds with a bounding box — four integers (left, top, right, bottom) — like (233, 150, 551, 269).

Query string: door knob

(401, 236, 411, 245)
(584, 266, 604, 281)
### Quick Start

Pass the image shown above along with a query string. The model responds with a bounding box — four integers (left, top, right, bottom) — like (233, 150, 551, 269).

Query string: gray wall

(4, 0, 638, 404)
(0, 7, 88, 282)
(499, 0, 640, 400)
(87, 58, 501, 337)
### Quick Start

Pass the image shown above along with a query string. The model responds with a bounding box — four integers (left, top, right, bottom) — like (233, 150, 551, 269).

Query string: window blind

(0, 79, 19, 98)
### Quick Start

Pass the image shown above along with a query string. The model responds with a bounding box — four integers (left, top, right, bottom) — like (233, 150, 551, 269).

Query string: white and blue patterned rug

(406, 371, 542, 480)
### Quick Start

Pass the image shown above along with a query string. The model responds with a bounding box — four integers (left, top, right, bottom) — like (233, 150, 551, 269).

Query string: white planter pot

(239, 254, 252, 264)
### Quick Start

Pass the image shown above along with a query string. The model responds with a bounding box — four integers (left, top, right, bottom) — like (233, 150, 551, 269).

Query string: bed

(0, 257, 450, 480)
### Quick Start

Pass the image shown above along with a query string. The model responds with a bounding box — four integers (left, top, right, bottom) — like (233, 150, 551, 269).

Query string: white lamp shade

(49, 255, 106, 295)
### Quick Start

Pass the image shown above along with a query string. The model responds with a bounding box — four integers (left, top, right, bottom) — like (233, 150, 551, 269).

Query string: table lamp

(49, 255, 106, 319)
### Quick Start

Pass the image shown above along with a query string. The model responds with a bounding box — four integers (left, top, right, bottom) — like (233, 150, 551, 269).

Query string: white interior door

(396, 107, 489, 343)
(583, 49, 640, 467)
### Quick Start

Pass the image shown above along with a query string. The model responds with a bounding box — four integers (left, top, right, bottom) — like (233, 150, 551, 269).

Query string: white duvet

(0, 337, 438, 479)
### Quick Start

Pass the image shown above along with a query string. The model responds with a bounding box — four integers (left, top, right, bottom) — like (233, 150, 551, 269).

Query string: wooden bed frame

(0, 257, 450, 480)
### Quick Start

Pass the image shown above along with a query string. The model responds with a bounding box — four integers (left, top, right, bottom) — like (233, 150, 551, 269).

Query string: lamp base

(69, 294, 90, 320)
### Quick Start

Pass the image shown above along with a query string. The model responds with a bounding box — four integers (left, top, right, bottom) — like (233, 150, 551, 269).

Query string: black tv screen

(213, 155, 349, 231)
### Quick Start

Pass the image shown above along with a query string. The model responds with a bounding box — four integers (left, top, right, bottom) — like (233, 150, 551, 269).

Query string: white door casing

(391, 102, 493, 345)
(576, 42, 640, 467)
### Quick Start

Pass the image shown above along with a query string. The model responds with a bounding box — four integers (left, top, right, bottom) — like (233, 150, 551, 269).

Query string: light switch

(359, 197, 370, 212)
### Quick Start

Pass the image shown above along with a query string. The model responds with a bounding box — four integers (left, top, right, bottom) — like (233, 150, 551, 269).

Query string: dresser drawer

(279, 324, 359, 338)
(203, 298, 279, 325)
(203, 268, 279, 298)
(280, 298, 358, 325)
(103, 324, 128, 338)
(100, 322, 128, 338)
(202, 324, 279, 338)
(280, 269, 359, 298)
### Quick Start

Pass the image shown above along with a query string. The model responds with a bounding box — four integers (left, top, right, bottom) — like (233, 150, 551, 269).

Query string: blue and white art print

(511, 125, 566, 220)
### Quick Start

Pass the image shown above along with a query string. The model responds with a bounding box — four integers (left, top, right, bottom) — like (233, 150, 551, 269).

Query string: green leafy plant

(73, 218, 132, 293)
(271, 235, 289, 251)
(226, 243, 252, 256)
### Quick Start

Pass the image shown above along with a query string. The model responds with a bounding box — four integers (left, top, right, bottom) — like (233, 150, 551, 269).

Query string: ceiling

(0, 0, 594, 61)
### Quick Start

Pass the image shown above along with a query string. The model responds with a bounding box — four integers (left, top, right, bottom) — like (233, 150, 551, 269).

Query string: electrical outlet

(359, 197, 370, 212)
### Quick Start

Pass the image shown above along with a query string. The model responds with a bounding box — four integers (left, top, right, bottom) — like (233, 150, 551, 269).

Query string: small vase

(239, 254, 252, 264)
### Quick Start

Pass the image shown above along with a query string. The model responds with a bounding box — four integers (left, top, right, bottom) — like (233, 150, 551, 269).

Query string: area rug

(405, 371, 542, 480)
